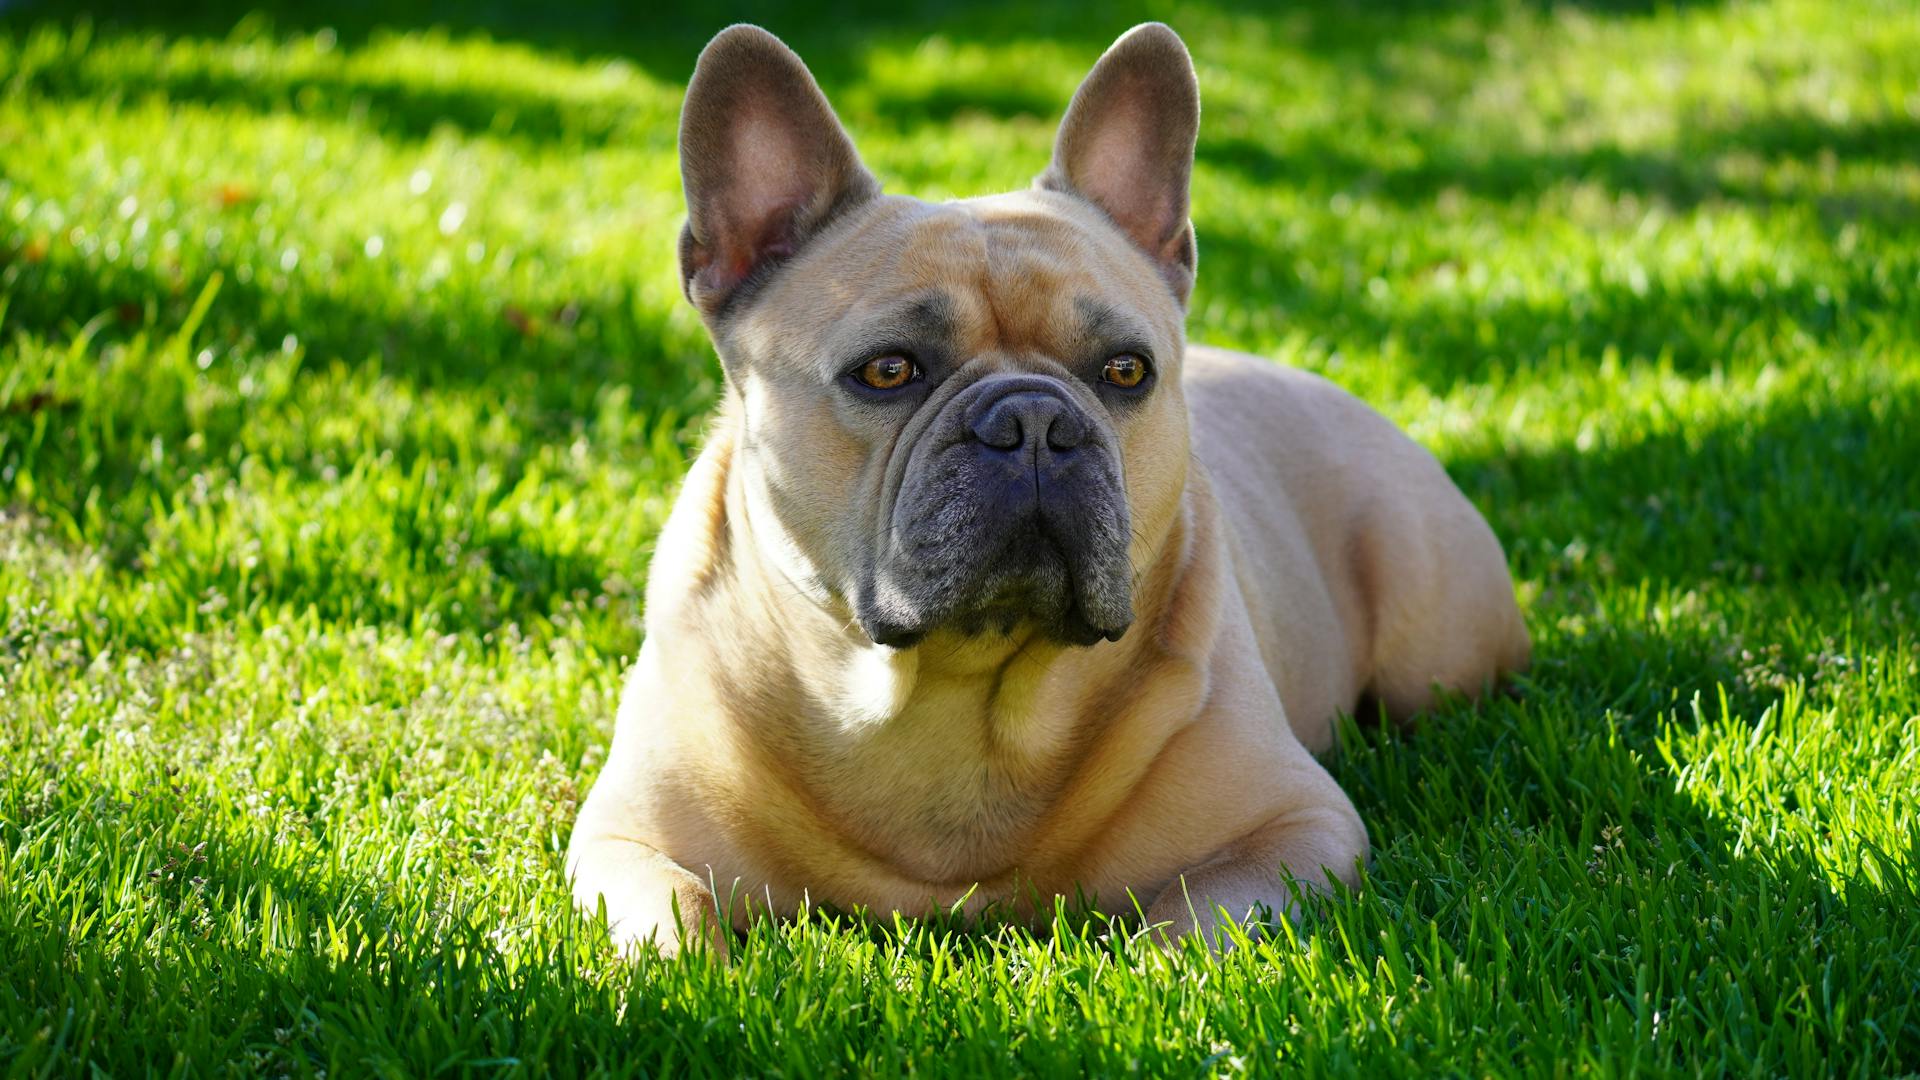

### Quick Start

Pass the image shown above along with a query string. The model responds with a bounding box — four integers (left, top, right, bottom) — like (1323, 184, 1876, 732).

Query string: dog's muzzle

(858, 374, 1135, 648)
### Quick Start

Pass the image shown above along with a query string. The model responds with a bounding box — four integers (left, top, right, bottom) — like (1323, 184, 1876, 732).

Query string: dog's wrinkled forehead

(725, 190, 1184, 374)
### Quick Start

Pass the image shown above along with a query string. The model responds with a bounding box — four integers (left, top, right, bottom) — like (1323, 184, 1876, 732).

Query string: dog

(567, 22, 1529, 957)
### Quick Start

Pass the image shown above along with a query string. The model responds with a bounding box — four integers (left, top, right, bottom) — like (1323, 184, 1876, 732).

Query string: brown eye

(1101, 353, 1150, 389)
(853, 354, 918, 390)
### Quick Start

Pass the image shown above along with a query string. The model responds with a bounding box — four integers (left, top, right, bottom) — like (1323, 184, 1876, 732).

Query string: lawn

(2, 0, 1918, 1074)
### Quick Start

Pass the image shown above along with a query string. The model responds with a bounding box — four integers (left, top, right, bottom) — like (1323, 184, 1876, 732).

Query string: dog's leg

(1141, 799, 1368, 947)
(565, 834, 729, 960)
(1348, 440, 1532, 722)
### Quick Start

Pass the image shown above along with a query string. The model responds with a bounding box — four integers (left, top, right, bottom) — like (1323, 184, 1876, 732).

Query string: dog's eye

(851, 354, 919, 391)
(1101, 353, 1150, 389)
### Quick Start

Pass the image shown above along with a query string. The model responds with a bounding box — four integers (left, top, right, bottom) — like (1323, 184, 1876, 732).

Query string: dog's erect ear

(677, 25, 879, 318)
(1038, 23, 1200, 304)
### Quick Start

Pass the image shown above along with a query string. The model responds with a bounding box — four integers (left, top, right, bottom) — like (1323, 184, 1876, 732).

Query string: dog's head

(677, 24, 1199, 649)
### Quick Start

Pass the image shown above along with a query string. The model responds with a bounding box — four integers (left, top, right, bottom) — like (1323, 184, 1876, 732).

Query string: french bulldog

(567, 22, 1529, 957)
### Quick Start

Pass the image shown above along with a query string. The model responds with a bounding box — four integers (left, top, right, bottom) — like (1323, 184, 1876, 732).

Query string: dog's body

(569, 25, 1528, 955)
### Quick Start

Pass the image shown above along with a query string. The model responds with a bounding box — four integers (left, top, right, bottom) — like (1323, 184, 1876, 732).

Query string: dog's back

(1186, 345, 1530, 750)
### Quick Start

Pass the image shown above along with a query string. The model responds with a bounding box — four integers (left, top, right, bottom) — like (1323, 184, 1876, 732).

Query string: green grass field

(3, 0, 1918, 1074)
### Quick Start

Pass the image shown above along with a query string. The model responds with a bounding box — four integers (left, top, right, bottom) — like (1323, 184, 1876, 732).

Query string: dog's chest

(791, 678, 1085, 883)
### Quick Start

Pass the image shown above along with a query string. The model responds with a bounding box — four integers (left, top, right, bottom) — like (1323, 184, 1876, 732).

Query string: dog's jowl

(568, 22, 1530, 956)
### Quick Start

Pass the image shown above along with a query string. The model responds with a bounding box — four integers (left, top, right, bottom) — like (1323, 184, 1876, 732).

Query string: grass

(2, 0, 1918, 1074)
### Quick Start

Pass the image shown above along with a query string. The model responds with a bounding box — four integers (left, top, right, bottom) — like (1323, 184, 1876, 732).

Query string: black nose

(968, 390, 1087, 453)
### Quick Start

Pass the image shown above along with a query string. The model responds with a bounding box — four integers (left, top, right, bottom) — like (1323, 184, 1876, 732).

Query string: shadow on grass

(21, 39, 1914, 235)
(1198, 226, 1895, 387)
(1457, 393, 1920, 593)
(0, 0, 1256, 72)
(12, 0, 1735, 67)
(0, 157, 713, 417)
(1200, 112, 1920, 230)
(9, 0, 1768, 154)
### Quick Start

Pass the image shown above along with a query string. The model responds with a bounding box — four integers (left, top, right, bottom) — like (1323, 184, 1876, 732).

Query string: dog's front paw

(605, 873, 731, 962)
(569, 838, 732, 961)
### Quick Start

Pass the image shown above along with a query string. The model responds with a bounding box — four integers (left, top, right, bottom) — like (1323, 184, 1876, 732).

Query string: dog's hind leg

(1347, 469, 1531, 724)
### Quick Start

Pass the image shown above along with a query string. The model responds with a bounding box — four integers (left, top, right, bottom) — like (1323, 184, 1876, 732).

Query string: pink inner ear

(708, 107, 816, 294)
(1078, 98, 1177, 256)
